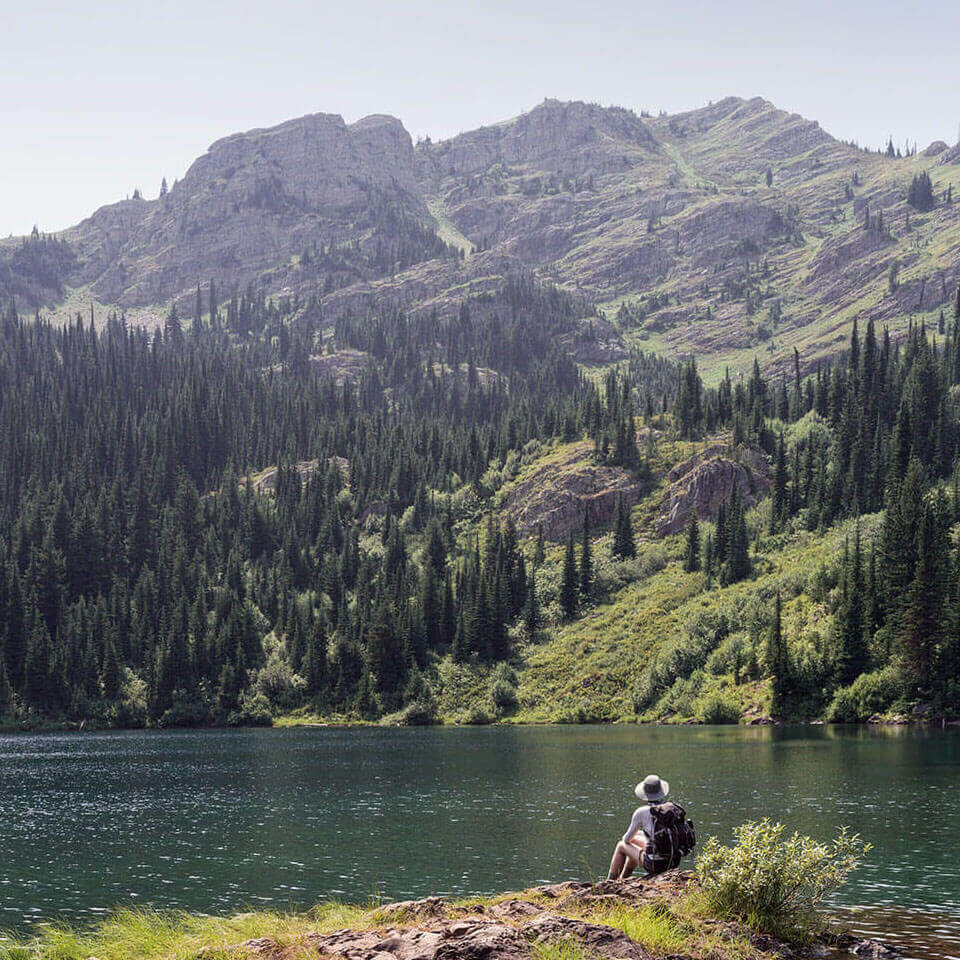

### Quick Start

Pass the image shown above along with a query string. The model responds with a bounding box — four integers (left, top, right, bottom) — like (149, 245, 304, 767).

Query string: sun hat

(635, 774, 669, 803)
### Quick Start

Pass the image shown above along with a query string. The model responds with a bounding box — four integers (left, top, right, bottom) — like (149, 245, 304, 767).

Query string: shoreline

(0, 872, 903, 960)
(2, 714, 958, 735)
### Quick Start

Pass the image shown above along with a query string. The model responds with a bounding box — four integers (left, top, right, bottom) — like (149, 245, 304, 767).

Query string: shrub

(158, 689, 211, 728)
(489, 678, 519, 717)
(397, 699, 439, 725)
(465, 705, 493, 725)
(228, 691, 273, 727)
(826, 666, 902, 722)
(697, 819, 870, 941)
(694, 689, 741, 724)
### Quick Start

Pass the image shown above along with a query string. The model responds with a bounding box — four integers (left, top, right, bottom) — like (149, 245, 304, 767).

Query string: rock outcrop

(66, 112, 428, 308)
(219, 873, 900, 960)
(655, 443, 770, 536)
(499, 440, 646, 541)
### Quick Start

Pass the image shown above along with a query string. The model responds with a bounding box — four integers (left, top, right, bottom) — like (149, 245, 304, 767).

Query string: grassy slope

(613, 111, 960, 382)
(423, 430, 866, 727)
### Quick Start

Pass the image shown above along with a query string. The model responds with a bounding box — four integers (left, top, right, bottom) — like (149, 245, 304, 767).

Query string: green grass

(0, 902, 382, 960)
(531, 941, 600, 960)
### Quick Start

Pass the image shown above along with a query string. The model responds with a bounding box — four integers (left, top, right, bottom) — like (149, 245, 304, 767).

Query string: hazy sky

(4, 0, 960, 236)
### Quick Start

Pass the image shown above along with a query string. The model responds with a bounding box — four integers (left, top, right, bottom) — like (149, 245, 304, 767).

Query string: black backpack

(647, 801, 697, 866)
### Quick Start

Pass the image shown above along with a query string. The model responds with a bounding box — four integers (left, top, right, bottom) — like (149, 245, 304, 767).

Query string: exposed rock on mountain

(655, 443, 770, 536)
(15, 95, 960, 376)
(499, 440, 646, 541)
(65, 112, 433, 308)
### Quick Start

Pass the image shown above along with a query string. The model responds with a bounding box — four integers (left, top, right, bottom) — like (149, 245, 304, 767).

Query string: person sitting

(606, 774, 694, 880)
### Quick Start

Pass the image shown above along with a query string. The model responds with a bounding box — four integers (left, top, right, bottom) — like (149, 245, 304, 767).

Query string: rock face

(499, 439, 646, 541)
(655, 443, 770, 536)
(66, 112, 427, 308)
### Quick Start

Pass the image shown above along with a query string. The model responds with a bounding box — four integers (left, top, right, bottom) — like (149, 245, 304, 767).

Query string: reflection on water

(839, 906, 960, 960)
(0, 724, 958, 957)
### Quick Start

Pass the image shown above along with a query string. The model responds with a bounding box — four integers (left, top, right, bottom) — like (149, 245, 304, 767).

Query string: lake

(0, 725, 958, 957)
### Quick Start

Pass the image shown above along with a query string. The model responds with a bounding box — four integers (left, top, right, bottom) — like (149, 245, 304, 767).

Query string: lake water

(0, 725, 958, 957)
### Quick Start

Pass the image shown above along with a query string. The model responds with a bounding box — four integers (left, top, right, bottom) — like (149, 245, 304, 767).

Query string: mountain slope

(9, 96, 960, 378)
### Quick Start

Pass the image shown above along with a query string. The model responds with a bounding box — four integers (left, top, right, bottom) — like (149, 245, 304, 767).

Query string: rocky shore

(208, 872, 900, 960)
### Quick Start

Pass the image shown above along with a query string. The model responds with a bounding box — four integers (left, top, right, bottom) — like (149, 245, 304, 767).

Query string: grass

(0, 901, 382, 960)
(531, 943, 598, 960)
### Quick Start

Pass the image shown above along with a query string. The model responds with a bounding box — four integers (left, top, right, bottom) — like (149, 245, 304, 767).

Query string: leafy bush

(694, 689, 741, 724)
(396, 699, 439, 725)
(465, 705, 493, 725)
(826, 666, 902, 722)
(489, 678, 519, 717)
(488, 663, 519, 718)
(158, 689, 211, 728)
(697, 819, 870, 941)
(228, 691, 273, 727)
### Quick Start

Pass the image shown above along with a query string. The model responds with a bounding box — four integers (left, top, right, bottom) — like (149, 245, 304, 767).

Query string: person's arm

(621, 807, 645, 844)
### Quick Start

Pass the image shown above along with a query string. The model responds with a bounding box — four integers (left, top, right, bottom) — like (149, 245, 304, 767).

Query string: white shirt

(622, 805, 656, 845)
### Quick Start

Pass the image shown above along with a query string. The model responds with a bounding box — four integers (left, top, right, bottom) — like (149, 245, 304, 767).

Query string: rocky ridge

(12, 95, 960, 377)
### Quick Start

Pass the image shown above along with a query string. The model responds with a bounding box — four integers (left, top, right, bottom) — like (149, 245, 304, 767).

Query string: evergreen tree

(612, 495, 636, 559)
(560, 532, 579, 621)
(766, 591, 789, 716)
(684, 513, 700, 572)
(579, 511, 593, 598)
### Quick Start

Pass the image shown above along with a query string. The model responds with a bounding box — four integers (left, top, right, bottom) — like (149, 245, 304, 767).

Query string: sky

(4, 0, 960, 237)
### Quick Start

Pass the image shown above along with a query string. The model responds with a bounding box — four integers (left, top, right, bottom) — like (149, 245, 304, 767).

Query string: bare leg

(607, 846, 626, 880)
(608, 840, 642, 880)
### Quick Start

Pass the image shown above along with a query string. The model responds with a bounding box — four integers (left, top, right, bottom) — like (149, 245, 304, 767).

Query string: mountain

(4, 98, 960, 733)
(6, 96, 960, 378)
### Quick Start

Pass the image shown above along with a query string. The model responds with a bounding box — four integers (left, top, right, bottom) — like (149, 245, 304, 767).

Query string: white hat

(635, 774, 669, 803)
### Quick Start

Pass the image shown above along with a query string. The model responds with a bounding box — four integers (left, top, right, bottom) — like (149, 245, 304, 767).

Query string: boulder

(851, 938, 902, 959)
(312, 920, 530, 960)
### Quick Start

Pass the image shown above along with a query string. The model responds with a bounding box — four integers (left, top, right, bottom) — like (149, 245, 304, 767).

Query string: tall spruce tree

(560, 532, 579, 621)
(684, 513, 701, 572)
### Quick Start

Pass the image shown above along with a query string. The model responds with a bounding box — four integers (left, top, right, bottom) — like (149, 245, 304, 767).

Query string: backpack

(647, 801, 696, 866)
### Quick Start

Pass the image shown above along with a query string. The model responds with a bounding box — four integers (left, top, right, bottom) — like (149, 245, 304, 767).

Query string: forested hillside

(1, 274, 959, 727)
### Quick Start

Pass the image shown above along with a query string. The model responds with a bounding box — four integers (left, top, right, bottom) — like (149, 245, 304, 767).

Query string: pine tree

(834, 526, 870, 686)
(900, 497, 949, 695)
(612, 495, 636, 559)
(523, 573, 540, 638)
(560, 532, 579, 620)
(766, 591, 789, 716)
(579, 511, 593, 598)
(533, 524, 546, 567)
(769, 432, 787, 533)
(683, 513, 700, 572)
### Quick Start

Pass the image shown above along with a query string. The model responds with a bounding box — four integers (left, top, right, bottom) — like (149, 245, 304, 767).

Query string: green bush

(228, 691, 273, 727)
(694, 689, 741, 724)
(465, 705, 493, 725)
(397, 699, 439, 725)
(826, 666, 902, 723)
(488, 664, 519, 718)
(697, 819, 870, 941)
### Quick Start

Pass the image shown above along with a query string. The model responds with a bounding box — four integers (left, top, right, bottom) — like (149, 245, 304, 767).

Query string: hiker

(606, 774, 696, 880)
